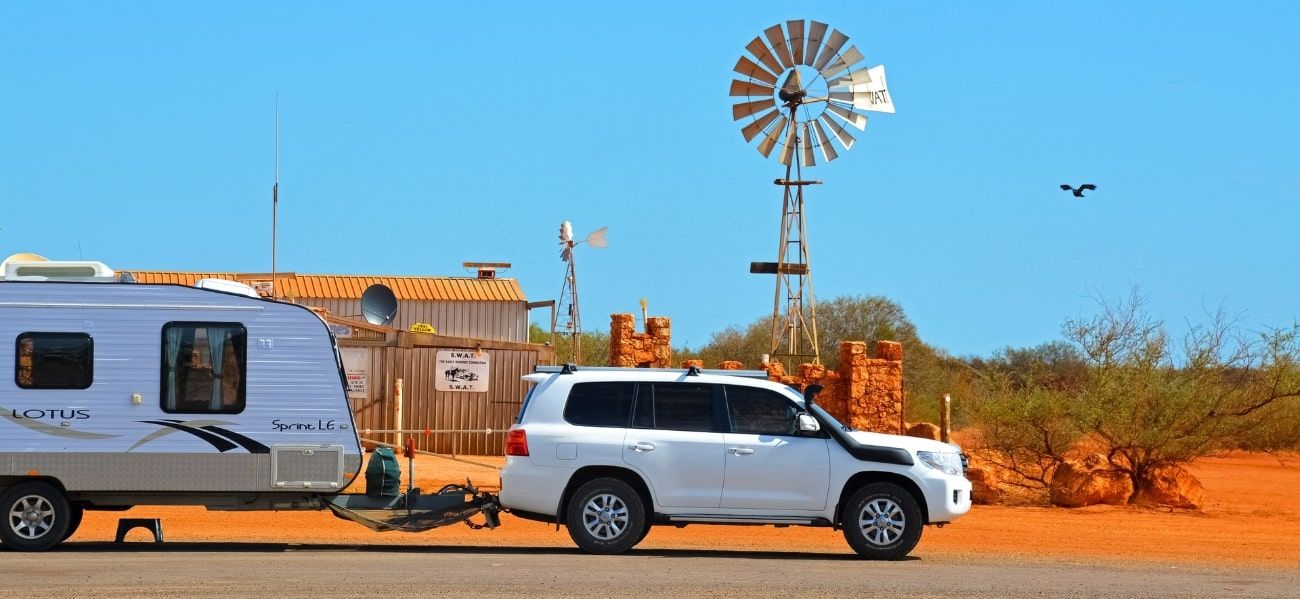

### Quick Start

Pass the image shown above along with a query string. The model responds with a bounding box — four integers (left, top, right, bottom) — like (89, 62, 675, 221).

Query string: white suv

(498, 366, 971, 559)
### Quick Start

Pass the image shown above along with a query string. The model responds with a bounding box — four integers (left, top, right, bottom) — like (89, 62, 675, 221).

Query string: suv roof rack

(536, 364, 769, 379)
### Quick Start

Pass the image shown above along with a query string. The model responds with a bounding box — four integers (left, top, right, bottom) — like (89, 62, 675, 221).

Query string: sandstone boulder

(717, 360, 744, 370)
(965, 467, 1002, 505)
(875, 340, 904, 361)
(1134, 464, 1204, 509)
(1049, 457, 1133, 507)
(904, 422, 941, 441)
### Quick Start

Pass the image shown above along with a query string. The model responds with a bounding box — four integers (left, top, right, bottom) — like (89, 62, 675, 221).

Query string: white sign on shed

(435, 350, 490, 393)
(339, 347, 370, 398)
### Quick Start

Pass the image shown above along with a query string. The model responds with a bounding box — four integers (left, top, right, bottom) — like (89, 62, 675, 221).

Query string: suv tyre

(565, 477, 647, 555)
(842, 482, 923, 560)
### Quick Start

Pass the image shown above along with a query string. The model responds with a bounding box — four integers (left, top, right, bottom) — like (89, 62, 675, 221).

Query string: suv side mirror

(797, 413, 820, 433)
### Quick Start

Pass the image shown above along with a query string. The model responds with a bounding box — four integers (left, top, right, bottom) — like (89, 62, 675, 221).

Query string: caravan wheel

(1, 481, 70, 551)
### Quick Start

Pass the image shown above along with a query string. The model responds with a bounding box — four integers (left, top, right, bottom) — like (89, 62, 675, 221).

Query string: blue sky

(2, 1, 1297, 357)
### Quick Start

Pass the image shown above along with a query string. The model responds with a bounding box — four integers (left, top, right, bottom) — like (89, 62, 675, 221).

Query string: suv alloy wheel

(842, 482, 923, 560)
(565, 477, 647, 554)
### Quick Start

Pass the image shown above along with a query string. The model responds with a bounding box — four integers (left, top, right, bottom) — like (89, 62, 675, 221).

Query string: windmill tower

(555, 221, 608, 364)
(731, 20, 895, 365)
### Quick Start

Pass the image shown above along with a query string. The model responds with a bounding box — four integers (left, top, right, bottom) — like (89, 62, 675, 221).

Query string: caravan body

(0, 279, 363, 503)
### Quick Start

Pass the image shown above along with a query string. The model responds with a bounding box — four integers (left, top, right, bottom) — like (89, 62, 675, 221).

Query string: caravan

(0, 258, 495, 551)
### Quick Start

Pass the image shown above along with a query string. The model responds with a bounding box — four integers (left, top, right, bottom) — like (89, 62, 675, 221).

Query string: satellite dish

(361, 284, 398, 326)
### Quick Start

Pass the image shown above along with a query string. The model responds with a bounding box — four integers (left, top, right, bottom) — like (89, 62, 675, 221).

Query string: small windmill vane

(732, 19, 895, 365)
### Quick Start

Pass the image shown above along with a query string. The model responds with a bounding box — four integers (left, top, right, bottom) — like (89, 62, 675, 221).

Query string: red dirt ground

(75, 452, 1300, 568)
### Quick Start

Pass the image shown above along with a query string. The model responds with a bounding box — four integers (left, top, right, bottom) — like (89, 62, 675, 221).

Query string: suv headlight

(917, 451, 963, 476)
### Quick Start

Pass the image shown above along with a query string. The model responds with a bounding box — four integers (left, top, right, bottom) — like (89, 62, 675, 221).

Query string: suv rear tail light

(504, 428, 529, 456)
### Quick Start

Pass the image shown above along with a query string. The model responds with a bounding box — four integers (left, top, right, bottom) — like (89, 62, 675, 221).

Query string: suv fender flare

(834, 471, 929, 528)
(555, 465, 656, 529)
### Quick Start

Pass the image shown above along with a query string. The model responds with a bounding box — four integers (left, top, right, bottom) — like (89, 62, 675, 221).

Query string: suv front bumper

(917, 469, 972, 523)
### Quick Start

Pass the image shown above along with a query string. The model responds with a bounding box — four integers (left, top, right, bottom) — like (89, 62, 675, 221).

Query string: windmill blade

(849, 64, 895, 113)
(733, 55, 779, 85)
(777, 123, 797, 166)
(787, 20, 806, 65)
(764, 24, 796, 71)
(811, 119, 839, 162)
(829, 68, 872, 87)
(730, 79, 774, 97)
(827, 102, 868, 130)
(746, 36, 784, 78)
(732, 98, 776, 120)
(812, 29, 848, 70)
(756, 116, 788, 158)
(800, 123, 816, 167)
(820, 45, 865, 81)
(818, 113, 856, 151)
(740, 109, 780, 142)
(804, 21, 828, 65)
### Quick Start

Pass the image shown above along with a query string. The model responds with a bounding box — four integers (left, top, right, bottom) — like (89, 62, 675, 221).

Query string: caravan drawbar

(0, 260, 498, 551)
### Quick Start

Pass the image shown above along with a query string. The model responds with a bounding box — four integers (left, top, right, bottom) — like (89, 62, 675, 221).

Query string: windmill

(555, 221, 608, 364)
(732, 19, 894, 365)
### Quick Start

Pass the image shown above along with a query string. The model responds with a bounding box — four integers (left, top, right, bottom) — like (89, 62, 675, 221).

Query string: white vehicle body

(499, 368, 971, 557)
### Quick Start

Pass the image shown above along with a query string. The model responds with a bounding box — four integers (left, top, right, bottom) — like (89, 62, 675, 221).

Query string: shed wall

(343, 343, 541, 456)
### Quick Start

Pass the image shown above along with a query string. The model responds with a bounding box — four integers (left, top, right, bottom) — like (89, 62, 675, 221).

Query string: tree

(966, 289, 1300, 498)
(684, 295, 967, 422)
(528, 323, 610, 366)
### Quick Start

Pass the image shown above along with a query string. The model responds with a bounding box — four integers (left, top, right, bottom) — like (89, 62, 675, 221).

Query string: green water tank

(365, 448, 401, 497)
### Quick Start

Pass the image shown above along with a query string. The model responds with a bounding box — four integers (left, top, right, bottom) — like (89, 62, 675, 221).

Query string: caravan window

(15, 333, 93, 389)
(161, 322, 247, 414)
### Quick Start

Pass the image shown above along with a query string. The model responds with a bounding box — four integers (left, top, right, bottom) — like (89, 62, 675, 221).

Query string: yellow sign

(410, 322, 436, 334)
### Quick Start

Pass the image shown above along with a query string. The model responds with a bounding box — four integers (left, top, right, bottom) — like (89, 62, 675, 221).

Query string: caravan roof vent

(1, 260, 116, 282)
(195, 278, 260, 298)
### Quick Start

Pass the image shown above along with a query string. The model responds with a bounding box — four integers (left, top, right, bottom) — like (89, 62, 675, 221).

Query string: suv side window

(563, 382, 636, 427)
(640, 383, 717, 432)
(725, 385, 798, 435)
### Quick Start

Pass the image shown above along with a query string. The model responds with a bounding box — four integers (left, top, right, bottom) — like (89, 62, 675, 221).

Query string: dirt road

(2, 543, 1295, 598)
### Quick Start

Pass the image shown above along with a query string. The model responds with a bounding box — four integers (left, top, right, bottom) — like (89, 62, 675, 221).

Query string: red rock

(1049, 458, 1133, 507)
(875, 340, 903, 361)
(1134, 464, 1204, 509)
(905, 422, 941, 441)
(965, 467, 1002, 505)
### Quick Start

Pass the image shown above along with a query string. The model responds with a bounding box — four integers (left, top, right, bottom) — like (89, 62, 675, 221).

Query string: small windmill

(555, 221, 608, 364)
(731, 19, 894, 364)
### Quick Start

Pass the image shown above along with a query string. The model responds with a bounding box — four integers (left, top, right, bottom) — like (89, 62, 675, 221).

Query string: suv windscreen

(563, 382, 636, 427)
(636, 383, 716, 432)
(725, 385, 798, 435)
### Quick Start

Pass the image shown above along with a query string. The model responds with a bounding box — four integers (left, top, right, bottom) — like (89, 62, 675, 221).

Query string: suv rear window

(563, 382, 636, 427)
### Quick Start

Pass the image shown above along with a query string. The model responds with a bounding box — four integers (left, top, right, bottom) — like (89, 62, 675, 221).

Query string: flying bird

(1060, 184, 1097, 198)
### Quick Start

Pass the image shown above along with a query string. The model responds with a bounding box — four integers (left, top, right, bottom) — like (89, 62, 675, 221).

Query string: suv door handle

(728, 447, 755, 456)
(628, 442, 655, 452)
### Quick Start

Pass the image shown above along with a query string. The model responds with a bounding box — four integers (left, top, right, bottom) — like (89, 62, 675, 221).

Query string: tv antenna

(555, 221, 608, 364)
(731, 19, 894, 364)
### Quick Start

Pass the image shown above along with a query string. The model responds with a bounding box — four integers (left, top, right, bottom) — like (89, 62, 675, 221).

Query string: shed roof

(124, 270, 526, 302)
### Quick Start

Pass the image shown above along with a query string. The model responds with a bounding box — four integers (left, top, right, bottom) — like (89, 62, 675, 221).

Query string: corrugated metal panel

(304, 299, 526, 343)
(124, 271, 526, 303)
(345, 344, 540, 456)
